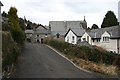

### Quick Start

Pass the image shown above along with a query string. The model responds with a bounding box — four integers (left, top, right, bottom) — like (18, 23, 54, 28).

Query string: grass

(66, 55, 118, 76)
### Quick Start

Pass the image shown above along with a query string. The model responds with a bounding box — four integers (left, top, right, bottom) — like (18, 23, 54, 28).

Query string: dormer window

(103, 36, 110, 42)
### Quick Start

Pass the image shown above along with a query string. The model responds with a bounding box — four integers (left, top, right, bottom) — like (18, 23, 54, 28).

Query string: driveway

(13, 43, 102, 78)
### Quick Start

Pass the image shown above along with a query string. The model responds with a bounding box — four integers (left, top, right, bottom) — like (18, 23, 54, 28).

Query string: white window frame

(103, 36, 110, 42)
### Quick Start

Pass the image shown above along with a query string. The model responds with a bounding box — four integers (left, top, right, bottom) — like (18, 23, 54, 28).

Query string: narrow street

(13, 43, 101, 78)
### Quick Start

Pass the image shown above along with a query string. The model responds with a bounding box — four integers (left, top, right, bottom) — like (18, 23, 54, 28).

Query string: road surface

(13, 43, 102, 78)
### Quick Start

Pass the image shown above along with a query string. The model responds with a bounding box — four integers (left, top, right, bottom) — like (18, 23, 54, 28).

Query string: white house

(64, 27, 85, 44)
(81, 26, 120, 54)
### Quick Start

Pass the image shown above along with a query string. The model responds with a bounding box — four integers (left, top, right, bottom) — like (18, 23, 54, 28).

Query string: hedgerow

(45, 39, 119, 65)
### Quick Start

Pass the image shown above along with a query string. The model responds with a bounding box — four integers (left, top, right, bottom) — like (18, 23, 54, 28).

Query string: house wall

(26, 34, 33, 39)
(34, 34, 51, 43)
(81, 31, 119, 53)
(81, 32, 92, 44)
(93, 31, 118, 53)
(119, 39, 120, 54)
(65, 30, 77, 44)
(94, 39, 117, 53)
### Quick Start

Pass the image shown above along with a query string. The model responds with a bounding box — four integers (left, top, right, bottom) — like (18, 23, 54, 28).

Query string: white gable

(81, 32, 92, 44)
(101, 31, 110, 37)
(65, 30, 77, 44)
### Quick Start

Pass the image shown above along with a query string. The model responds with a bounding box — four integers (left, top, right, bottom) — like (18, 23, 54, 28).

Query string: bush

(2, 32, 20, 71)
(45, 39, 119, 65)
(11, 28, 25, 47)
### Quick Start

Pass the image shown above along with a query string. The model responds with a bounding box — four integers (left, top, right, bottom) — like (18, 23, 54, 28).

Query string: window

(87, 36, 89, 42)
(45, 34, 47, 37)
(67, 36, 69, 42)
(37, 34, 39, 37)
(83, 38, 86, 41)
(97, 39, 100, 42)
(72, 36, 75, 43)
(103, 36, 109, 42)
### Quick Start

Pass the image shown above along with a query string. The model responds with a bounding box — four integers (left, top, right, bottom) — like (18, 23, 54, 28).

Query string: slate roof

(25, 30, 34, 34)
(65, 27, 85, 37)
(87, 25, 120, 39)
(51, 31, 66, 36)
(35, 29, 51, 34)
(71, 28, 85, 37)
(87, 32, 96, 38)
(49, 20, 87, 32)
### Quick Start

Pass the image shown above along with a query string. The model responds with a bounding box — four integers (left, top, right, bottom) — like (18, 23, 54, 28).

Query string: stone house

(81, 26, 120, 54)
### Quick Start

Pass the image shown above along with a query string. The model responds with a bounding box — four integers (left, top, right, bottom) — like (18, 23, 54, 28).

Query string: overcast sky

(1, 0, 120, 27)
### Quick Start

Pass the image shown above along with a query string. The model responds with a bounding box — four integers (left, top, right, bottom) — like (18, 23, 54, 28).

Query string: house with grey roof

(25, 25, 51, 43)
(34, 26, 51, 42)
(49, 17, 87, 38)
(64, 27, 85, 44)
(81, 25, 120, 54)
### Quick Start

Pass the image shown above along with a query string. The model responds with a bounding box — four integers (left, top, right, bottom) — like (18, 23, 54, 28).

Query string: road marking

(46, 45, 92, 74)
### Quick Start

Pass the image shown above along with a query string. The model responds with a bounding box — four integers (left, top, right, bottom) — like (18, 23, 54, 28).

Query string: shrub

(11, 29, 25, 48)
(2, 32, 20, 71)
(45, 39, 119, 65)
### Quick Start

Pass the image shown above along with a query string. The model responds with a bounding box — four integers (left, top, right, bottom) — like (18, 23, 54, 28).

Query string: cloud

(1, 0, 119, 27)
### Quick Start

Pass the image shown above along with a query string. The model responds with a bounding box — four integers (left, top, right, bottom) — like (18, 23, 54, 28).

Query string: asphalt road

(13, 43, 102, 78)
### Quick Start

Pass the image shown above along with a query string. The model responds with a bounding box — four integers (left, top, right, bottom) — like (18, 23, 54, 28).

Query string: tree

(26, 20, 33, 29)
(2, 22, 11, 31)
(19, 18, 25, 30)
(2, 11, 8, 17)
(91, 24, 99, 29)
(8, 7, 25, 46)
(8, 7, 20, 30)
(101, 11, 119, 28)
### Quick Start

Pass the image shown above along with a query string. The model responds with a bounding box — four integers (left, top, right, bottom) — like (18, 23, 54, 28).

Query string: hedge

(45, 39, 119, 65)
(2, 32, 20, 71)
